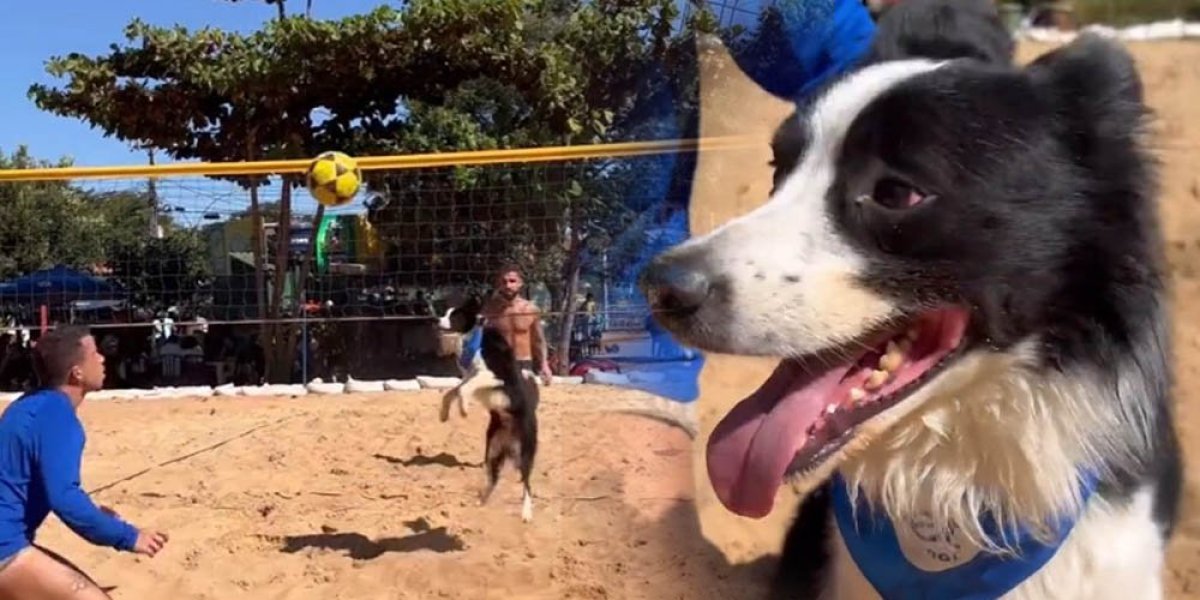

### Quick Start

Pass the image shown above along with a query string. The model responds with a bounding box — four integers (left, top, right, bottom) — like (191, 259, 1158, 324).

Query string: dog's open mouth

(705, 306, 971, 518)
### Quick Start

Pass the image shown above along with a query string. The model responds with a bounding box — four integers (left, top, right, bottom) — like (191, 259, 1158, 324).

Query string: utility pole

(147, 148, 162, 239)
(602, 250, 610, 329)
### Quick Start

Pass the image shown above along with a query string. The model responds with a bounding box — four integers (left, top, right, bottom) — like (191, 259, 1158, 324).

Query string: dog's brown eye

(870, 177, 928, 210)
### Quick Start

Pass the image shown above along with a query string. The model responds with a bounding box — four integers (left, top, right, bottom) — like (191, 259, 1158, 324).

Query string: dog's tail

(603, 396, 698, 439)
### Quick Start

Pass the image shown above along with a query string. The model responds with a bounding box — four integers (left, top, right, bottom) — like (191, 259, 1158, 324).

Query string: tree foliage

(27, 0, 735, 372)
(108, 232, 212, 312)
(0, 147, 210, 308)
(0, 148, 107, 279)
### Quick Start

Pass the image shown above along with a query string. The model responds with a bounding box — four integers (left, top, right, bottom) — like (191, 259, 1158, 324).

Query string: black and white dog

(437, 294, 540, 523)
(640, 1, 1182, 598)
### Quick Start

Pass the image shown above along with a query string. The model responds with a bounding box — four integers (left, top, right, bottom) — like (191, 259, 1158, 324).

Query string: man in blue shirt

(0, 325, 168, 599)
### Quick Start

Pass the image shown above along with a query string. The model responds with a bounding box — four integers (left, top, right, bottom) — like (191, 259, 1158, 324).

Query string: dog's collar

(831, 471, 1099, 600)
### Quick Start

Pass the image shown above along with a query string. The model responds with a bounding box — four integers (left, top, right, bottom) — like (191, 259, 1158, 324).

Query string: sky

(0, 0, 754, 169)
(0, 1, 392, 223)
(0, 0, 388, 168)
(0, 0, 751, 224)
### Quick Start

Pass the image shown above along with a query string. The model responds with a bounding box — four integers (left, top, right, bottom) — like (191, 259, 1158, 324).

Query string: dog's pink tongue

(706, 363, 842, 518)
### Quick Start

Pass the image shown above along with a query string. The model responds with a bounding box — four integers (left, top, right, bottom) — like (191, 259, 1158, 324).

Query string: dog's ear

(770, 111, 808, 196)
(1026, 33, 1145, 135)
(446, 306, 478, 334)
(1025, 33, 1148, 169)
(865, 0, 1015, 66)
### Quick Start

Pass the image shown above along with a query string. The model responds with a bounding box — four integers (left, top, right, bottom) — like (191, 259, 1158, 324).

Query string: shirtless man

(481, 266, 553, 386)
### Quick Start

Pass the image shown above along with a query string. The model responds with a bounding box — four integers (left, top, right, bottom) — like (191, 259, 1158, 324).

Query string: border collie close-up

(436, 293, 541, 523)
(640, 0, 1182, 598)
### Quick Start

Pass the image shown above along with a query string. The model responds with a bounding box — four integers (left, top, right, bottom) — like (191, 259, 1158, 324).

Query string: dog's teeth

(849, 387, 867, 402)
(865, 369, 890, 390)
(878, 341, 904, 372)
(825, 403, 838, 415)
(785, 472, 805, 492)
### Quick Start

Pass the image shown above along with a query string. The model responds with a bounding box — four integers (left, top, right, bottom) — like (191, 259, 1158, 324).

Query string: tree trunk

(553, 234, 584, 375)
(266, 181, 294, 382)
(283, 205, 325, 383)
(246, 136, 268, 347)
(554, 262, 581, 375)
(146, 149, 160, 238)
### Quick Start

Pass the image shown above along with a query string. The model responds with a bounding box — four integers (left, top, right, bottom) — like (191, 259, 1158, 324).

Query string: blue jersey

(0, 389, 138, 560)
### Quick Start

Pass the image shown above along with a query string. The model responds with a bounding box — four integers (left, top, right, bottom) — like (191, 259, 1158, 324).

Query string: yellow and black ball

(305, 151, 362, 207)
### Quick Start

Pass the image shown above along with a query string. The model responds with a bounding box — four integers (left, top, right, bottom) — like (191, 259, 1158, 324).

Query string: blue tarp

(0, 265, 125, 303)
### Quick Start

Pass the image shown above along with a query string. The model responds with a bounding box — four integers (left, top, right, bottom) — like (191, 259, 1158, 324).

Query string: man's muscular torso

(481, 296, 539, 361)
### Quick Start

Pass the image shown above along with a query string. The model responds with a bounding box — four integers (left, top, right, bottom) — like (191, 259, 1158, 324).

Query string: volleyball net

(0, 138, 754, 391)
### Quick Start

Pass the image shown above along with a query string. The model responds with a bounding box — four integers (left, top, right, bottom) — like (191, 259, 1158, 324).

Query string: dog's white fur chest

(440, 324, 509, 420)
(823, 486, 1165, 600)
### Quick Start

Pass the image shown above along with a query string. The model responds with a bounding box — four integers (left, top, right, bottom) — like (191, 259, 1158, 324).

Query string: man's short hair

(33, 325, 92, 387)
(495, 263, 523, 282)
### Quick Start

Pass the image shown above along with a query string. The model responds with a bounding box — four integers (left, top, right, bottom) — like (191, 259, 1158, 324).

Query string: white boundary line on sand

(0, 370, 702, 438)
(1018, 19, 1200, 44)
(0, 368, 675, 402)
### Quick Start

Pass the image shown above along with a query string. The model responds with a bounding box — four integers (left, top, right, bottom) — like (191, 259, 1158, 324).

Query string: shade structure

(0, 265, 125, 305)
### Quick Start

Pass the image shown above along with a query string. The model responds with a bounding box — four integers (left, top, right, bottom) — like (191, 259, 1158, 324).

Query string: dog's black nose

(640, 255, 712, 316)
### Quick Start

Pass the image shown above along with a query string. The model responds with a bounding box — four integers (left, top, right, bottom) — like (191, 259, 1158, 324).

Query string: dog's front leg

(458, 389, 469, 417)
(439, 385, 463, 422)
(462, 371, 511, 412)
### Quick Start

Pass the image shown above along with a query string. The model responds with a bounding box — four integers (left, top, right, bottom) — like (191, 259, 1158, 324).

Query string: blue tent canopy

(0, 265, 125, 304)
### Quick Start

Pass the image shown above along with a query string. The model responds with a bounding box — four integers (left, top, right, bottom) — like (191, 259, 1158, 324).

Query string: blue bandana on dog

(830, 472, 1099, 600)
(459, 326, 483, 371)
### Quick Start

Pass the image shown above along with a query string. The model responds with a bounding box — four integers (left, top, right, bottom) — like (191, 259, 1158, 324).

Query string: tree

(0, 148, 209, 318)
(28, 0, 736, 376)
(362, 0, 722, 372)
(88, 190, 177, 241)
(107, 231, 212, 311)
(0, 147, 116, 280)
(28, 6, 413, 377)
